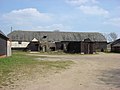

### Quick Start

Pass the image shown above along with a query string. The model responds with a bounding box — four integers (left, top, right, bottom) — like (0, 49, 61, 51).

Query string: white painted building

(11, 41, 30, 49)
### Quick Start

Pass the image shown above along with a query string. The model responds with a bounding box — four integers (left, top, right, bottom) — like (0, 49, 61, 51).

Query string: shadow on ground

(98, 69, 120, 88)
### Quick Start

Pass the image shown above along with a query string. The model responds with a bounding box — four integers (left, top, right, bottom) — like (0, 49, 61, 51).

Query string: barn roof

(111, 39, 120, 46)
(0, 30, 5, 35)
(113, 43, 120, 47)
(7, 30, 107, 42)
(0, 30, 8, 39)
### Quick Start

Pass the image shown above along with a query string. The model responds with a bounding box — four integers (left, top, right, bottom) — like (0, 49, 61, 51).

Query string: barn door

(84, 43, 89, 54)
(67, 42, 81, 53)
(89, 43, 93, 54)
(84, 38, 93, 54)
(30, 43, 39, 51)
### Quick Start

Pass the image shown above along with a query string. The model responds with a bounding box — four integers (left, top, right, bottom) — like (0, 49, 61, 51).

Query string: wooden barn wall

(80, 42, 94, 53)
(0, 36, 7, 56)
(55, 42, 63, 50)
(111, 39, 120, 52)
(76, 42, 107, 53)
(111, 47, 120, 52)
(94, 42, 107, 52)
(81, 42, 85, 53)
(56, 41, 107, 53)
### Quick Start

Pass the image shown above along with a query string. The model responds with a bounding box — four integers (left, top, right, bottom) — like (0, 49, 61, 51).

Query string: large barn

(0, 30, 11, 57)
(8, 30, 107, 54)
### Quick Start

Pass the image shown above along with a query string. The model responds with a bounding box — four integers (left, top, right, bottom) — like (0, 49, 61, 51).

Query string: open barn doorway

(67, 41, 81, 53)
(27, 42, 39, 51)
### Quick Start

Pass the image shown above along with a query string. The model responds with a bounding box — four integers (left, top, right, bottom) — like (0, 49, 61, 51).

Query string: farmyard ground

(1, 52, 120, 90)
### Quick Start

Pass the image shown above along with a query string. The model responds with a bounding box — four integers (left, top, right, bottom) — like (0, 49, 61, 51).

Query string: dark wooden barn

(8, 31, 107, 54)
(0, 30, 11, 57)
(111, 39, 120, 53)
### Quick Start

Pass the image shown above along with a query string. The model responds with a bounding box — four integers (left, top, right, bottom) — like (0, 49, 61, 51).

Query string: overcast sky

(0, 0, 120, 37)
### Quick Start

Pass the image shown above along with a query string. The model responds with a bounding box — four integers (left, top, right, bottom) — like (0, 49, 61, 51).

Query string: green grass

(0, 51, 73, 88)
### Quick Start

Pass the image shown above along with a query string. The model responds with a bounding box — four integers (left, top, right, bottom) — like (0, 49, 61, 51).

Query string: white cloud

(0, 8, 73, 32)
(66, 0, 89, 5)
(2, 8, 52, 26)
(32, 24, 72, 31)
(79, 5, 109, 16)
(66, 0, 99, 6)
(104, 17, 120, 27)
(66, 0, 110, 17)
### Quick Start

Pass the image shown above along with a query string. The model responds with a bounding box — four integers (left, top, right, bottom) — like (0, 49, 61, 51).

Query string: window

(43, 36, 47, 39)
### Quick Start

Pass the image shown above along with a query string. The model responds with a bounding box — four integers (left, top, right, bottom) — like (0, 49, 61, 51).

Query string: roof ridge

(0, 30, 6, 35)
(0, 30, 8, 39)
(11, 30, 100, 33)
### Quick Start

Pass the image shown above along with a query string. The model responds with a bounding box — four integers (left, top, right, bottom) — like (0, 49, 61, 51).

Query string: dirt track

(3, 53, 120, 90)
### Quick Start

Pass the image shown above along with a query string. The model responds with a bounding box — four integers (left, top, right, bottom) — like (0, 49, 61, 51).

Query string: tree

(53, 29, 60, 32)
(103, 32, 118, 42)
(109, 32, 118, 42)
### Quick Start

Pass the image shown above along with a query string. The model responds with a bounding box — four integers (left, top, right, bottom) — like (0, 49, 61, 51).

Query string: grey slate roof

(0, 30, 5, 36)
(113, 43, 120, 47)
(7, 30, 107, 42)
(111, 39, 120, 47)
(0, 30, 8, 39)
